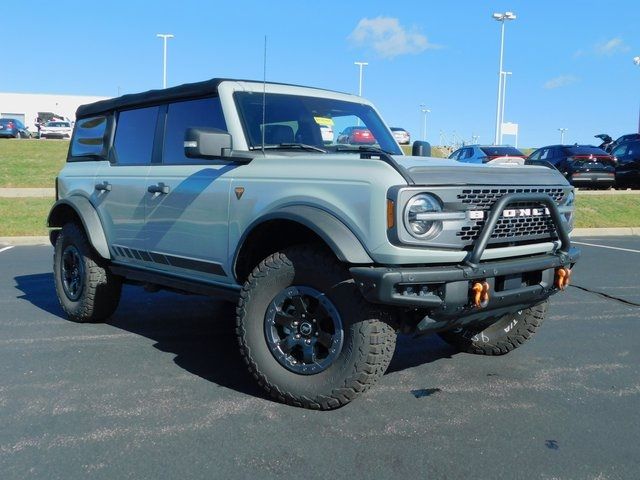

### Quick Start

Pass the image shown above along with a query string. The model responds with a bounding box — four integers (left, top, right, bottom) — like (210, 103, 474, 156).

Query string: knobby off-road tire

(53, 223, 122, 322)
(236, 246, 396, 410)
(438, 301, 548, 355)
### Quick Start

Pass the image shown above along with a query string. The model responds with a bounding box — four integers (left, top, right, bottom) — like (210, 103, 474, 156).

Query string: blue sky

(3, 0, 638, 147)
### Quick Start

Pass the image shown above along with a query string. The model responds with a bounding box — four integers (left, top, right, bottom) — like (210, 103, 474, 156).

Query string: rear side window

(71, 116, 108, 158)
(162, 97, 227, 165)
(113, 106, 159, 166)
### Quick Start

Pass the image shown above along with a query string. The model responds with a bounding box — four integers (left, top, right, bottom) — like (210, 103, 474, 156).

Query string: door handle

(95, 181, 112, 192)
(147, 182, 170, 194)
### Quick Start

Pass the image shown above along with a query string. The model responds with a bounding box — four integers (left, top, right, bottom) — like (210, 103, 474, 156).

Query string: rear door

(93, 106, 160, 264)
(142, 97, 235, 283)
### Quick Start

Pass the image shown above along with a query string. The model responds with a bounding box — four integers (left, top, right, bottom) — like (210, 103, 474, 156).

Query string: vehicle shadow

(14, 274, 456, 400)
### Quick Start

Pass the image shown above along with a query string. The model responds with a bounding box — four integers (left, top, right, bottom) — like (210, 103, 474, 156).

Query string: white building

(0, 92, 110, 132)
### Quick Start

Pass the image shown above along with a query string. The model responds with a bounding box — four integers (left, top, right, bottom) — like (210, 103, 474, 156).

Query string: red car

(337, 126, 376, 145)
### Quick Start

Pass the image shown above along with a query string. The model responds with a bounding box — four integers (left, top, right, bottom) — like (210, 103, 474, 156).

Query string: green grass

(0, 139, 68, 188)
(574, 195, 640, 228)
(0, 198, 54, 236)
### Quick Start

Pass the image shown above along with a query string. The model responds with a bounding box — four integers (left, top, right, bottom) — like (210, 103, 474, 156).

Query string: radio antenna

(261, 35, 267, 154)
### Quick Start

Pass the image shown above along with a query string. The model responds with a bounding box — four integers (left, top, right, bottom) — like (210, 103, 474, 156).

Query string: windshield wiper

(335, 145, 393, 155)
(257, 143, 327, 153)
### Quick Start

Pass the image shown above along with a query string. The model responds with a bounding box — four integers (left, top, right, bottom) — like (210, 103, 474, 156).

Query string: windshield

(234, 92, 402, 155)
(480, 146, 524, 157)
(562, 146, 608, 156)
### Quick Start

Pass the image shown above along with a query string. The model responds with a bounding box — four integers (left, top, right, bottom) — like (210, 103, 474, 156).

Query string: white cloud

(594, 37, 629, 56)
(575, 37, 630, 58)
(544, 75, 578, 89)
(348, 17, 440, 59)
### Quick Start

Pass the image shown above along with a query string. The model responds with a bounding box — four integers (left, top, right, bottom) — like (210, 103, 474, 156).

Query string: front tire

(236, 246, 396, 409)
(53, 223, 122, 322)
(438, 301, 548, 355)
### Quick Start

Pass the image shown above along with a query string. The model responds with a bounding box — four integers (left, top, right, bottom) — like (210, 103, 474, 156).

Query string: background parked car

(0, 118, 31, 138)
(449, 145, 525, 164)
(40, 121, 73, 139)
(337, 126, 376, 145)
(611, 140, 640, 188)
(607, 133, 640, 153)
(526, 144, 615, 189)
(390, 127, 410, 145)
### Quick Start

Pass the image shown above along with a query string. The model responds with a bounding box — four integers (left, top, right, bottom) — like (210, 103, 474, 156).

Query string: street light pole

(634, 56, 640, 133)
(499, 71, 512, 144)
(419, 104, 430, 141)
(156, 33, 175, 89)
(492, 12, 516, 145)
(354, 61, 368, 96)
(558, 128, 568, 144)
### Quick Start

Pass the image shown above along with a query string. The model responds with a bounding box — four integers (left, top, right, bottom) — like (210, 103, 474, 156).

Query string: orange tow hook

(471, 281, 490, 308)
(555, 267, 571, 291)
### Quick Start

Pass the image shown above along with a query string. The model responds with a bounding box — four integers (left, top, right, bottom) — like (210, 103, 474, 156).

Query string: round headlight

(404, 194, 442, 238)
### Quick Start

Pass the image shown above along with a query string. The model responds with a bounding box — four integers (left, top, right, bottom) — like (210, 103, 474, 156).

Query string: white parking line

(0, 246, 15, 254)
(572, 241, 640, 254)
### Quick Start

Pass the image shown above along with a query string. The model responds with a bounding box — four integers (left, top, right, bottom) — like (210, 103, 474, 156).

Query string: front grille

(456, 187, 566, 244)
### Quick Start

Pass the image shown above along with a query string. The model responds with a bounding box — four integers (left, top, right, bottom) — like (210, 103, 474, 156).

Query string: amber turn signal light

(387, 199, 395, 229)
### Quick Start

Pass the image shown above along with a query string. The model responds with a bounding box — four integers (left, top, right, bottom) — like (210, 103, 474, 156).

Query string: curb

(1, 228, 639, 247)
(0, 236, 50, 246)
(572, 227, 640, 236)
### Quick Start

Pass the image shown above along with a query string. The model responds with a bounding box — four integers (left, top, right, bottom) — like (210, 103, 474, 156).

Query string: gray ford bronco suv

(48, 78, 579, 409)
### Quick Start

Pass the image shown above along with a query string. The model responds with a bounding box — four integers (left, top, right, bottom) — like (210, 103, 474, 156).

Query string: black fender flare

(235, 205, 374, 267)
(47, 196, 111, 259)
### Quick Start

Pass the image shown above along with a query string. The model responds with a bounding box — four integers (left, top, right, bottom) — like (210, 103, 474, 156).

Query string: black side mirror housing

(184, 128, 232, 159)
(411, 140, 431, 157)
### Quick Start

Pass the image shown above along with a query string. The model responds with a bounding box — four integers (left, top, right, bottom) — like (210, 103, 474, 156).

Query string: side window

(461, 148, 473, 160)
(539, 148, 550, 160)
(612, 144, 628, 161)
(528, 149, 541, 161)
(113, 106, 159, 166)
(449, 149, 461, 160)
(163, 97, 227, 165)
(71, 115, 108, 158)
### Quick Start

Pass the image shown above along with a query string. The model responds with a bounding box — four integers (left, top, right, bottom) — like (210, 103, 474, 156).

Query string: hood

(395, 155, 569, 187)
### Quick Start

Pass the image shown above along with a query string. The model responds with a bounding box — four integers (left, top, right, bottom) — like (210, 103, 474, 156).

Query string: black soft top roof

(76, 78, 225, 118)
(76, 78, 347, 119)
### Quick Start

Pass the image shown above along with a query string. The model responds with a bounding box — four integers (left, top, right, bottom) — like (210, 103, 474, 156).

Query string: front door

(142, 97, 235, 283)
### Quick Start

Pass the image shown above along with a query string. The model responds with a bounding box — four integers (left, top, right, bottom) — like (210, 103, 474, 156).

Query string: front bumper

(352, 191, 580, 326)
(351, 247, 579, 318)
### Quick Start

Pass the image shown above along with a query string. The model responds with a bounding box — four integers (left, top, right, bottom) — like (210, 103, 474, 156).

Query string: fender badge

(234, 187, 245, 200)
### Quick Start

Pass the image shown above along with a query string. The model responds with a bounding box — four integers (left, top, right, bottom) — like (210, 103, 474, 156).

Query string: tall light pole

(419, 104, 430, 141)
(634, 56, 640, 133)
(499, 71, 512, 144)
(492, 11, 516, 145)
(558, 128, 568, 144)
(354, 61, 368, 96)
(156, 33, 174, 89)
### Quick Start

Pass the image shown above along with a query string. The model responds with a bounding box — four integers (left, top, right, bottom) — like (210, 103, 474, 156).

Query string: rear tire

(438, 301, 548, 355)
(53, 223, 122, 322)
(236, 245, 396, 409)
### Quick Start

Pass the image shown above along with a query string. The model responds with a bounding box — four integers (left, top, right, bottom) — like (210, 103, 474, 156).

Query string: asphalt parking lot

(1, 237, 639, 479)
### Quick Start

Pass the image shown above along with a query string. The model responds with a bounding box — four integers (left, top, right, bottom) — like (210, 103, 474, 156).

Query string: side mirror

(412, 140, 431, 157)
(184, 128, 232, 159)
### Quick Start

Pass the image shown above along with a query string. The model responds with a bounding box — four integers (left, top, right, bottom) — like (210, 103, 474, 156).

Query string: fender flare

(235, 205, 374, 267)
(47, 196, 111, 259)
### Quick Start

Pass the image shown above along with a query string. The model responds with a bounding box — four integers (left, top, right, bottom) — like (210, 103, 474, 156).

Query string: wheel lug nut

(305, 339, 311, 345)
(293, 321, 299, 326)
(295, 334, 301, 339)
